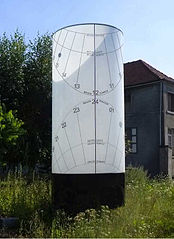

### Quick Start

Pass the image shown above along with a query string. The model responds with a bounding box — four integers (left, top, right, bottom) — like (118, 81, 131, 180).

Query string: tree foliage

(0, 31, 26, 110)
(22, 33, 52, 165)
(0, 31, 52, 167)
(0, 104, 25, 166)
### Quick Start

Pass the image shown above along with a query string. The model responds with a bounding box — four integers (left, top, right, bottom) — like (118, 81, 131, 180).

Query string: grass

(0, 167, 174, 237)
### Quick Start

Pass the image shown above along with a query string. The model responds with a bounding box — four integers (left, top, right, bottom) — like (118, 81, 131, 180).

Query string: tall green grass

(1, 167, 174, 238)
(0, 170, 51, 219)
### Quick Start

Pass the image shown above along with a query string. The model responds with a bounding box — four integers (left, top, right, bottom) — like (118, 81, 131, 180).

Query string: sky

(0, 0, 174, 78)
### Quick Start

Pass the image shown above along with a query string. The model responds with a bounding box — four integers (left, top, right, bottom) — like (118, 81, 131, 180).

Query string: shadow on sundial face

(52, 24, 123, 96)
(52, 24, 125, 174)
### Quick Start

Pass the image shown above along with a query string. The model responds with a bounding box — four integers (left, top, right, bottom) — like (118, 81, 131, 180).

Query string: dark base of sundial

(52, 173, 125, 215)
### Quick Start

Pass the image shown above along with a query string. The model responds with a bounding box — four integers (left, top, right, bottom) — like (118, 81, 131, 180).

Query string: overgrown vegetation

(0, 167, 174, 238)
(0, 31, 52, 167)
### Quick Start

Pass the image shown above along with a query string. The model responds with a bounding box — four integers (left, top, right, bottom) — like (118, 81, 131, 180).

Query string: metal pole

(94, 24, 97, 173)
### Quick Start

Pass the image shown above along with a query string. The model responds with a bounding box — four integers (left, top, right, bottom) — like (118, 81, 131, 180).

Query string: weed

(0, 167, 174, 238)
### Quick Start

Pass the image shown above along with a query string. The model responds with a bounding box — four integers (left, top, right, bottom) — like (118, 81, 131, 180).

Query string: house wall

(163, 82, 174, 177)
(125, 82, 161, 176)
(163, 82, 174, 144)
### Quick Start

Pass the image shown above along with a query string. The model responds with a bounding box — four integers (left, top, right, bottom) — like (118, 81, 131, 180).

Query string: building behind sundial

(124, 59, 174, 178)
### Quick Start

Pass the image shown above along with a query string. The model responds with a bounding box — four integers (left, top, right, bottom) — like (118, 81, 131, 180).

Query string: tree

(0, 31, 26, 111)
(23, 33, 52, 166)
(0, 104, 25, 166)
(0, 31, 52, 167)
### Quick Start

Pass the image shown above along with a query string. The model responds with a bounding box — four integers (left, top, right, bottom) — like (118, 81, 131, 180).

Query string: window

(126, 128, 137, 153)
(168, 128, 174, 155)
(168, 93, 174, 112)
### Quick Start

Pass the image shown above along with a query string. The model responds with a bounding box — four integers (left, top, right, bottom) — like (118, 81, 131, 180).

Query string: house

(124, 60, 174, 177)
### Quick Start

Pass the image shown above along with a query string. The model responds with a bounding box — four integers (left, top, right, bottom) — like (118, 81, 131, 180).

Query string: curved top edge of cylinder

(53, 23, 123, 35)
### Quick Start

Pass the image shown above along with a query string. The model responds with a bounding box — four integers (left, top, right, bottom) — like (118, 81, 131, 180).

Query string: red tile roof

(124, 60, 174, 87)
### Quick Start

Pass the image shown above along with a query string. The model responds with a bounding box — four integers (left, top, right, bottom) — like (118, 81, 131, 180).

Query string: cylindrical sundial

(52, 23, 125, 213)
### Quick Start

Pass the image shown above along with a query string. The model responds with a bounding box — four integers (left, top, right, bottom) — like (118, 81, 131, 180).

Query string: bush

(0, 104, 25, 166)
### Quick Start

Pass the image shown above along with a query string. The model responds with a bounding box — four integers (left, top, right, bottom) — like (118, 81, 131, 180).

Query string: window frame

(126, 127, 137, 154)
(168, 128, 174, 156)
(168, 92, 174, 113)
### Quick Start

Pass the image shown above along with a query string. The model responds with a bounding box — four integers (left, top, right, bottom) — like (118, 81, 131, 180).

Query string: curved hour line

(55, 143, 89, 173)
(64, 127, 76, 166)
(52, 160, 61, 173)
(63, 27, 121, 37)
(64, 161, 121, 174)
(57, 141, 68, 170)
(111, 34, 122, 77)
(76, 34, 86, 84)
(76, 113, 86, 163)
(116, 31, 123, 63)
(56, 143, 83, 160)
(54, 141, 123, 173)
(53, 54, 122, 96)
(103, 35, 112, 85)
(104, 111, 113, 163)
(64, 162, 88, 173)
(55, 100, 121, 138)
(54, 98, 92, 136)
(98, 100, 122, 118)
(52, 36, 123, 55)
(53, 150, 62, 172)
(53, 60, 93, 95)
(116, 151, 124, 171)
(53, 25, 124, 174)
(55, 140, 123, 169)
(105, 162, 122, 172)
(108, 142, 124, 170)
(108, 151, 124, 172)
(63, 32, 76, 74)
(108, 142, 123, 155)
(56, 30, 68, 65)
(112, 127, 122, 166)
(52, 30, 62, 60)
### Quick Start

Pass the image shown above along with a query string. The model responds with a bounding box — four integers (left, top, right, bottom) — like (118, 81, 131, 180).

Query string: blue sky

(0, 0, 174, 77)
